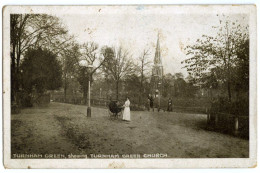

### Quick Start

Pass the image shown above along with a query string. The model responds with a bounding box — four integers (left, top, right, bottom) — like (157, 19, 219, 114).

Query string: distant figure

(167, 98, 173, 112)
(149, 94, 154, 112)
(122, 97, 131, 121)
(154, 96, 160, 112)
(146, 97, 150, 111)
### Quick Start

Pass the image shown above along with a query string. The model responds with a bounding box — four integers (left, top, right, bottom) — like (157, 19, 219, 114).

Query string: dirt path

(11, 102, 249, 158)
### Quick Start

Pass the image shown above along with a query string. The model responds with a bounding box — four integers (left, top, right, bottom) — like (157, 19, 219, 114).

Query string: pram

(108, 100, 123, 119)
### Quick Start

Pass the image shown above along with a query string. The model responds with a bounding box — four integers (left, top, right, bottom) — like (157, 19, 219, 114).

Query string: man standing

(149, 94, 154, 112)
(146, 96, 150, 111)
(167, 98, 173, 112)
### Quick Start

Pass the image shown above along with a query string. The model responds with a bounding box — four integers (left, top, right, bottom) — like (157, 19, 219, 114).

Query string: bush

(11, 103, 21, 114)
(17, 91, 33, 107)
(130, 104, 146, 111)
(210, 96, 249, 116)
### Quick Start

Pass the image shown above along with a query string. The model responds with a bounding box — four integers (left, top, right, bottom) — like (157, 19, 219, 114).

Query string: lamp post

(79, 60, 93, 117)
(86, 64, 93, 117)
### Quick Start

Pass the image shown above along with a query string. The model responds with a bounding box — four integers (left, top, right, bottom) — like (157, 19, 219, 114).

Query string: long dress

(122, 99, 131, 121)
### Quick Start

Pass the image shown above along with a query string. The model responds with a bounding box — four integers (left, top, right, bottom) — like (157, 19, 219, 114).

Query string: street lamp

(86, 64, 93, 117)
(79, 60, 93, 117)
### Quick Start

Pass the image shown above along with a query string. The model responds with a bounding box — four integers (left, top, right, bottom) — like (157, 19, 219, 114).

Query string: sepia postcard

(2, 5, 257, 168)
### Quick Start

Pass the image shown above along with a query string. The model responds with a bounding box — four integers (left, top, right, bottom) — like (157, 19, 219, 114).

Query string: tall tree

(78, 42, 108, 103)
(182, 15, 249, 101)
(102, 46, 134, 100)
(10, 14, 70, 104)
(136, 48, 151, 104)
(20, 48, 62, 102)
(61, 42, 81, 102)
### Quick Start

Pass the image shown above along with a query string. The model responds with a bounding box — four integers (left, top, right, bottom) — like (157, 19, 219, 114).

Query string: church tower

(151, 33, 163, 97)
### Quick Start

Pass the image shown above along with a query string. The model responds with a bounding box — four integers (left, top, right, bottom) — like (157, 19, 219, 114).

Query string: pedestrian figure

(122, 97, 131, 121)
(149, 94, 154, 112)
(146, 97, 150, 111)
(154, 96, 160, 112)
(167, 98, 173, 112)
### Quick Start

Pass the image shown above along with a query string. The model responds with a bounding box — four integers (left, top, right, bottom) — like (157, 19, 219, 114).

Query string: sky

(54, 6, 248, 77)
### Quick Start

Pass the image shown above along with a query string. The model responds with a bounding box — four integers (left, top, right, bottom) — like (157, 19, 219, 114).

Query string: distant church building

(151, 34, 164, 97)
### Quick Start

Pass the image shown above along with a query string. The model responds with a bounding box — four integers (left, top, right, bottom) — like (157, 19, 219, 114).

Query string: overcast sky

(55, 6, 248, 77)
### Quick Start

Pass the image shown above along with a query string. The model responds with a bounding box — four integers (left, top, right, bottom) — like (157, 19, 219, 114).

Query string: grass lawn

(11, 102, 249, 158)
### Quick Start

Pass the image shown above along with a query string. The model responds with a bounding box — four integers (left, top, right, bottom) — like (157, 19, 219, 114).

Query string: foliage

(162, 73, 198, 98)
(102, 46, 135, 99)
(182, 15, 249, 101)
(21, 48, 62, 94)
(11, 14, 71, 104)
(77, 66, 92, 104)
(210, 94, 249, 116)
(61, 42, 81, 102)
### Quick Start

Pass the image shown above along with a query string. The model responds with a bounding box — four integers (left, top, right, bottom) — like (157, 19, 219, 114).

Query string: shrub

(210, 96, 249, 116)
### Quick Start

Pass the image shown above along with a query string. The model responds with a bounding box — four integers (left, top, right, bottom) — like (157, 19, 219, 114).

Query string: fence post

(206, 108, 211, 124)
(234, 116, 239, 135)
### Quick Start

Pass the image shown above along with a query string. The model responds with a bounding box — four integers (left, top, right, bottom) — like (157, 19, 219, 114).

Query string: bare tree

(78, 42, 109, 103)
(81, 42, 109, 74)
(137, 48, 151, 104)
(102, 46, 135, 100)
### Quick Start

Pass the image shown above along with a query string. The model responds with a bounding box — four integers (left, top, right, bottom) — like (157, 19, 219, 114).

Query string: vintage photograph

(3, 5, 257, 168)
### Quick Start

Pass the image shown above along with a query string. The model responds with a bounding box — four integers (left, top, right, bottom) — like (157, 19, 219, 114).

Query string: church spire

(154, 33, 161, 65)
(151, 32, 164, 97)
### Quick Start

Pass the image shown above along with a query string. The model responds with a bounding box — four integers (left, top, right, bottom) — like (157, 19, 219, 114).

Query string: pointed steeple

(154, 33, 162, 65)
(151, 32, 164, 95)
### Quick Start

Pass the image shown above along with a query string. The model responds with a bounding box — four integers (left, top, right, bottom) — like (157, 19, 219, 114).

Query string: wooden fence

(206, 111, 249, 138)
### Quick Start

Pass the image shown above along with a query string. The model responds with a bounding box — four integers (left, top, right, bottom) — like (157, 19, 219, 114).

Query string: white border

(1, 4, 258, 169)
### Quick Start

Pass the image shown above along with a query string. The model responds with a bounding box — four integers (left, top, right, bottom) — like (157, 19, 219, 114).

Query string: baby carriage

(108, 100, 123, 119)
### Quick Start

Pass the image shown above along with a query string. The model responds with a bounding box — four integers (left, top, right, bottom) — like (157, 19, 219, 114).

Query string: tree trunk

(11, 44, 16, 103)
(227, 53, 232, 102)
(227, 80, 232, 102)
(139, 73, 143, 104)
(116, 80, 119, 100)
(15, 43, 21, 92)
(64, 75, 67, 103)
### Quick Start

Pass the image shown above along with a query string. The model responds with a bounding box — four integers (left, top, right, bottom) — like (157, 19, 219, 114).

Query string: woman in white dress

(122, 97, 131, 121)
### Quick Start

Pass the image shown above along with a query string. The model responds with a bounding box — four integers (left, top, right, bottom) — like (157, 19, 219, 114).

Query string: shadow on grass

(54, 116, 91, 151)
(11, 119, 33, 157)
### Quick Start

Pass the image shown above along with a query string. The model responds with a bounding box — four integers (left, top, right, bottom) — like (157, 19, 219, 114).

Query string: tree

(232, 38, 249, 96)
(182, 15, 249, 101)
(61, 42, 81, 102)
(77, 66, 91, 104)
(10, 14, 70, 104)
(77, 42, 109, 103)
(162, 72, 197, 98)
(185, 75, 200, 97)
(20, 48, 62, 100)
(173, 73, 187, 97)
(136, 48, 151, 104)
(102, 46, 135, 100)
(124, 74, 141, 103)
